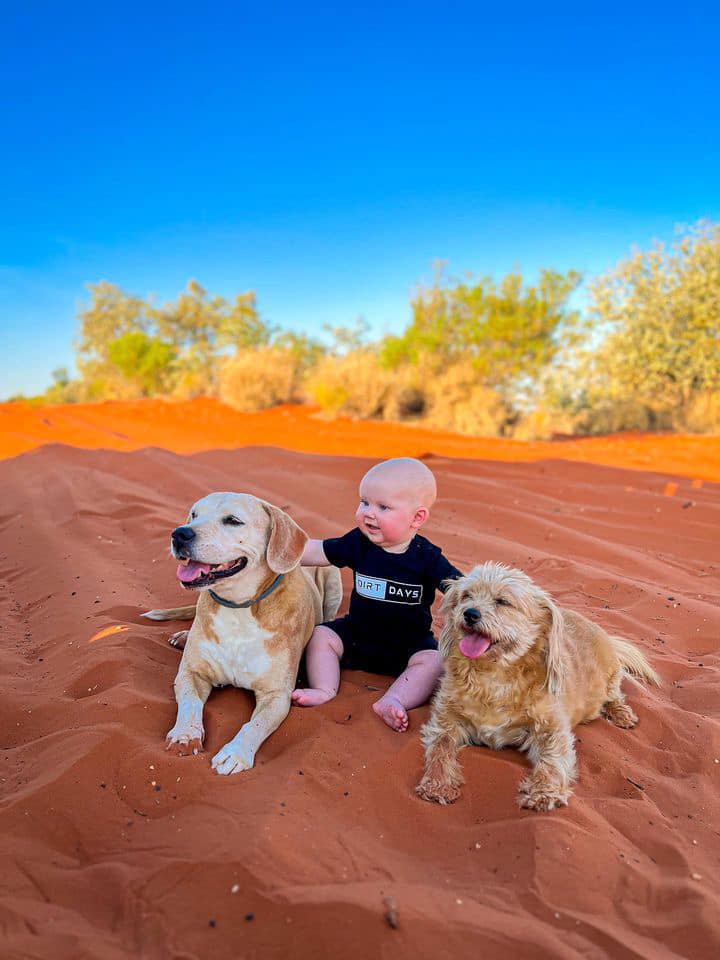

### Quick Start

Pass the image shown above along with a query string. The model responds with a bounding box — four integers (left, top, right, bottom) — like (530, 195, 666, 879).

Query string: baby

(292, 457, 462, 731)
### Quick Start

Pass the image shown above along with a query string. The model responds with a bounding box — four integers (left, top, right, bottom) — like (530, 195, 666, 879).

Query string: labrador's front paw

(166, 723, 204, 756)
(168, 630, 189, 650)
(211, 739, 255, 775)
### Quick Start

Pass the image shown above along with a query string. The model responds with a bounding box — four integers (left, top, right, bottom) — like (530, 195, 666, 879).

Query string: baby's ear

(412, 506, 429, 529)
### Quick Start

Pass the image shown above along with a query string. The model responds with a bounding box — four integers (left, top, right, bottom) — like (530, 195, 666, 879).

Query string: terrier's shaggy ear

(438, 576, 468, 657)
(262, 502, 308, 573)
(540, 594, 565, 695)
(440, 576, 465, 602)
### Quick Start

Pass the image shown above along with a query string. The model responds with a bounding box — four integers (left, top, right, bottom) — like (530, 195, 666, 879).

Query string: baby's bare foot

(373, 695, 409, 732)
(292, 687, 335, 707)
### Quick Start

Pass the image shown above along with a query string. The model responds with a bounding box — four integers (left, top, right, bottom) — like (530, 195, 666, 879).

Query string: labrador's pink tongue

(176, 561, 212, 583)
(459, 633, 492, 658)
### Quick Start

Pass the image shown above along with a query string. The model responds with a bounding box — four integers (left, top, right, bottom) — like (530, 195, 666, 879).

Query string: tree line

(25, 220, 720, 437)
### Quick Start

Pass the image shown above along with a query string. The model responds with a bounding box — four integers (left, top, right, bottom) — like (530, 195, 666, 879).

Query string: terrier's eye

(495, 597, 512, 607)
(189, 511, 197, 521)
(223, 516, 244, 526)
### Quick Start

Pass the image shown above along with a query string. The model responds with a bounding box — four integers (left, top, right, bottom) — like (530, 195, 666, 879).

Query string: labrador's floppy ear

(262, 502, 308, 574)
(539, 593, 565, 695)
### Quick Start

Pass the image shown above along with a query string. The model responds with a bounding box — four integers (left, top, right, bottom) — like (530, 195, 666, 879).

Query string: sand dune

(2, 397, 719, 482)
(0, 402, 718, 958)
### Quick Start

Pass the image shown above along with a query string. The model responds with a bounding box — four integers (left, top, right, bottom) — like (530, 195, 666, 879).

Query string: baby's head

(356, 457, 437, 551)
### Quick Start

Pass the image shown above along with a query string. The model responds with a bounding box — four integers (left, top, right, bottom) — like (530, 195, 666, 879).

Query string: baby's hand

(302, 539, 329, 566)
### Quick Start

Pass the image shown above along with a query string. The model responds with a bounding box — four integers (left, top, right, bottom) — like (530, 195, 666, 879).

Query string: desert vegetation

(18, 220, 720, 438)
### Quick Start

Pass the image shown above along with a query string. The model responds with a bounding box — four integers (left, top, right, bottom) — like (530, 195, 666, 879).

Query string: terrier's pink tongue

(459, 633, 492, 658)
(176, 561, 212, 583)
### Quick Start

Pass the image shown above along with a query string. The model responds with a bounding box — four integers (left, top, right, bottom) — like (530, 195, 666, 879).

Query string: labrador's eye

(223, 516, 244, 526)
(495, 597, 511, 607)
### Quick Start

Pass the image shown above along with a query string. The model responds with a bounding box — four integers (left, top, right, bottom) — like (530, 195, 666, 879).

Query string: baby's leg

(292, 625, 343, 707)
(373, 649, 444, 732)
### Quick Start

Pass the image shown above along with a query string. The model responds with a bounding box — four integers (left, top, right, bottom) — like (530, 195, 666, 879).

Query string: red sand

(2, 397, 720, 482)
(1, 400, 719, 958)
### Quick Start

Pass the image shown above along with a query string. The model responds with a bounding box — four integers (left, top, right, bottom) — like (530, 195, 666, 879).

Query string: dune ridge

(0, 435, 718, 958)
(2, 397, 719, 483)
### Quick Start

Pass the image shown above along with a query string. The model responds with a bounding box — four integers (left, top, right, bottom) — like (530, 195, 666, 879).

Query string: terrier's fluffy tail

(142, 605, 196, 621)
(611, 636, 661, 686)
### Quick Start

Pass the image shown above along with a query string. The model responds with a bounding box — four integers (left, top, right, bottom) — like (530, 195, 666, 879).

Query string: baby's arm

(301, 539, 330, 566)
(434, 550, 464, 592)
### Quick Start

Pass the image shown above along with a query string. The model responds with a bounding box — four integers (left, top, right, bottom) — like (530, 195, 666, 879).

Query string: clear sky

(2, 0, 719, 398)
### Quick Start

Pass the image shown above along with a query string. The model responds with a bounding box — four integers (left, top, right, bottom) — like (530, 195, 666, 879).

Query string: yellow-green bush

(574, 399, 672, 435)
(673, 391, 720, 433)
(305, 350, 395, 418)
(423, 364, 510, 435)
(218, 347, 299, 411)
(170, 366, 210, 400)
(512, 405, 580, 440)
(307, 352, 511, 435)
(80, 372, 145, 401)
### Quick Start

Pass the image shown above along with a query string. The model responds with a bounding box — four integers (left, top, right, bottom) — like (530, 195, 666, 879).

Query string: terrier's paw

(415, 777, 461, 805)
(211, 740, 255, 776)
(603, 702, 638, 729)
(518, 779, 571, 812)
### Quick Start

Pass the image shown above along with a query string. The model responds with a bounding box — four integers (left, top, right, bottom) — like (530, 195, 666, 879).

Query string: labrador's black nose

(463, 607, 481, 625)
(172, 526, 196, 547)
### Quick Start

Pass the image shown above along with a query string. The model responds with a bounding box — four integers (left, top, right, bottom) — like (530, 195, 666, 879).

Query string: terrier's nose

(463, 607, 481, 625)
(172, 526, 196, 547)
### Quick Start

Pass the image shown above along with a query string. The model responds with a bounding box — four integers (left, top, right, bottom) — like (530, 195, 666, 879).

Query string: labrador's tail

(305, 566, 343, 621)
(142, 605, 196, 622)
(321, 566, 343, 621)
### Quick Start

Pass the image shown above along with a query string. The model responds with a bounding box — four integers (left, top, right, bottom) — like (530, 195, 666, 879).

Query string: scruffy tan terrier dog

(416, 562, 660, 812)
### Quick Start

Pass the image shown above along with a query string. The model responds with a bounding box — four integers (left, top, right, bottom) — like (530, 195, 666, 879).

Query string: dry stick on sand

(383, 896, 398, 929)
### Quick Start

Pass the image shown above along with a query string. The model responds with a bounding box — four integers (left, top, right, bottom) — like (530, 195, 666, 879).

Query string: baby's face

(355, 475, 423, 549)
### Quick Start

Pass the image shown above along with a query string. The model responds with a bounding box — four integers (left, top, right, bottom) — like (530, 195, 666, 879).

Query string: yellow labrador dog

(144, 493, 341, 775)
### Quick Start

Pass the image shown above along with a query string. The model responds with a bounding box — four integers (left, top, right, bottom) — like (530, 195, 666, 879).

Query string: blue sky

(2, 1, 719, 398)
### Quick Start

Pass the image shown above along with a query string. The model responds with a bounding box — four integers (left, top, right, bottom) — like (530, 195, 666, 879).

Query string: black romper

(321, 528, 463, 676)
